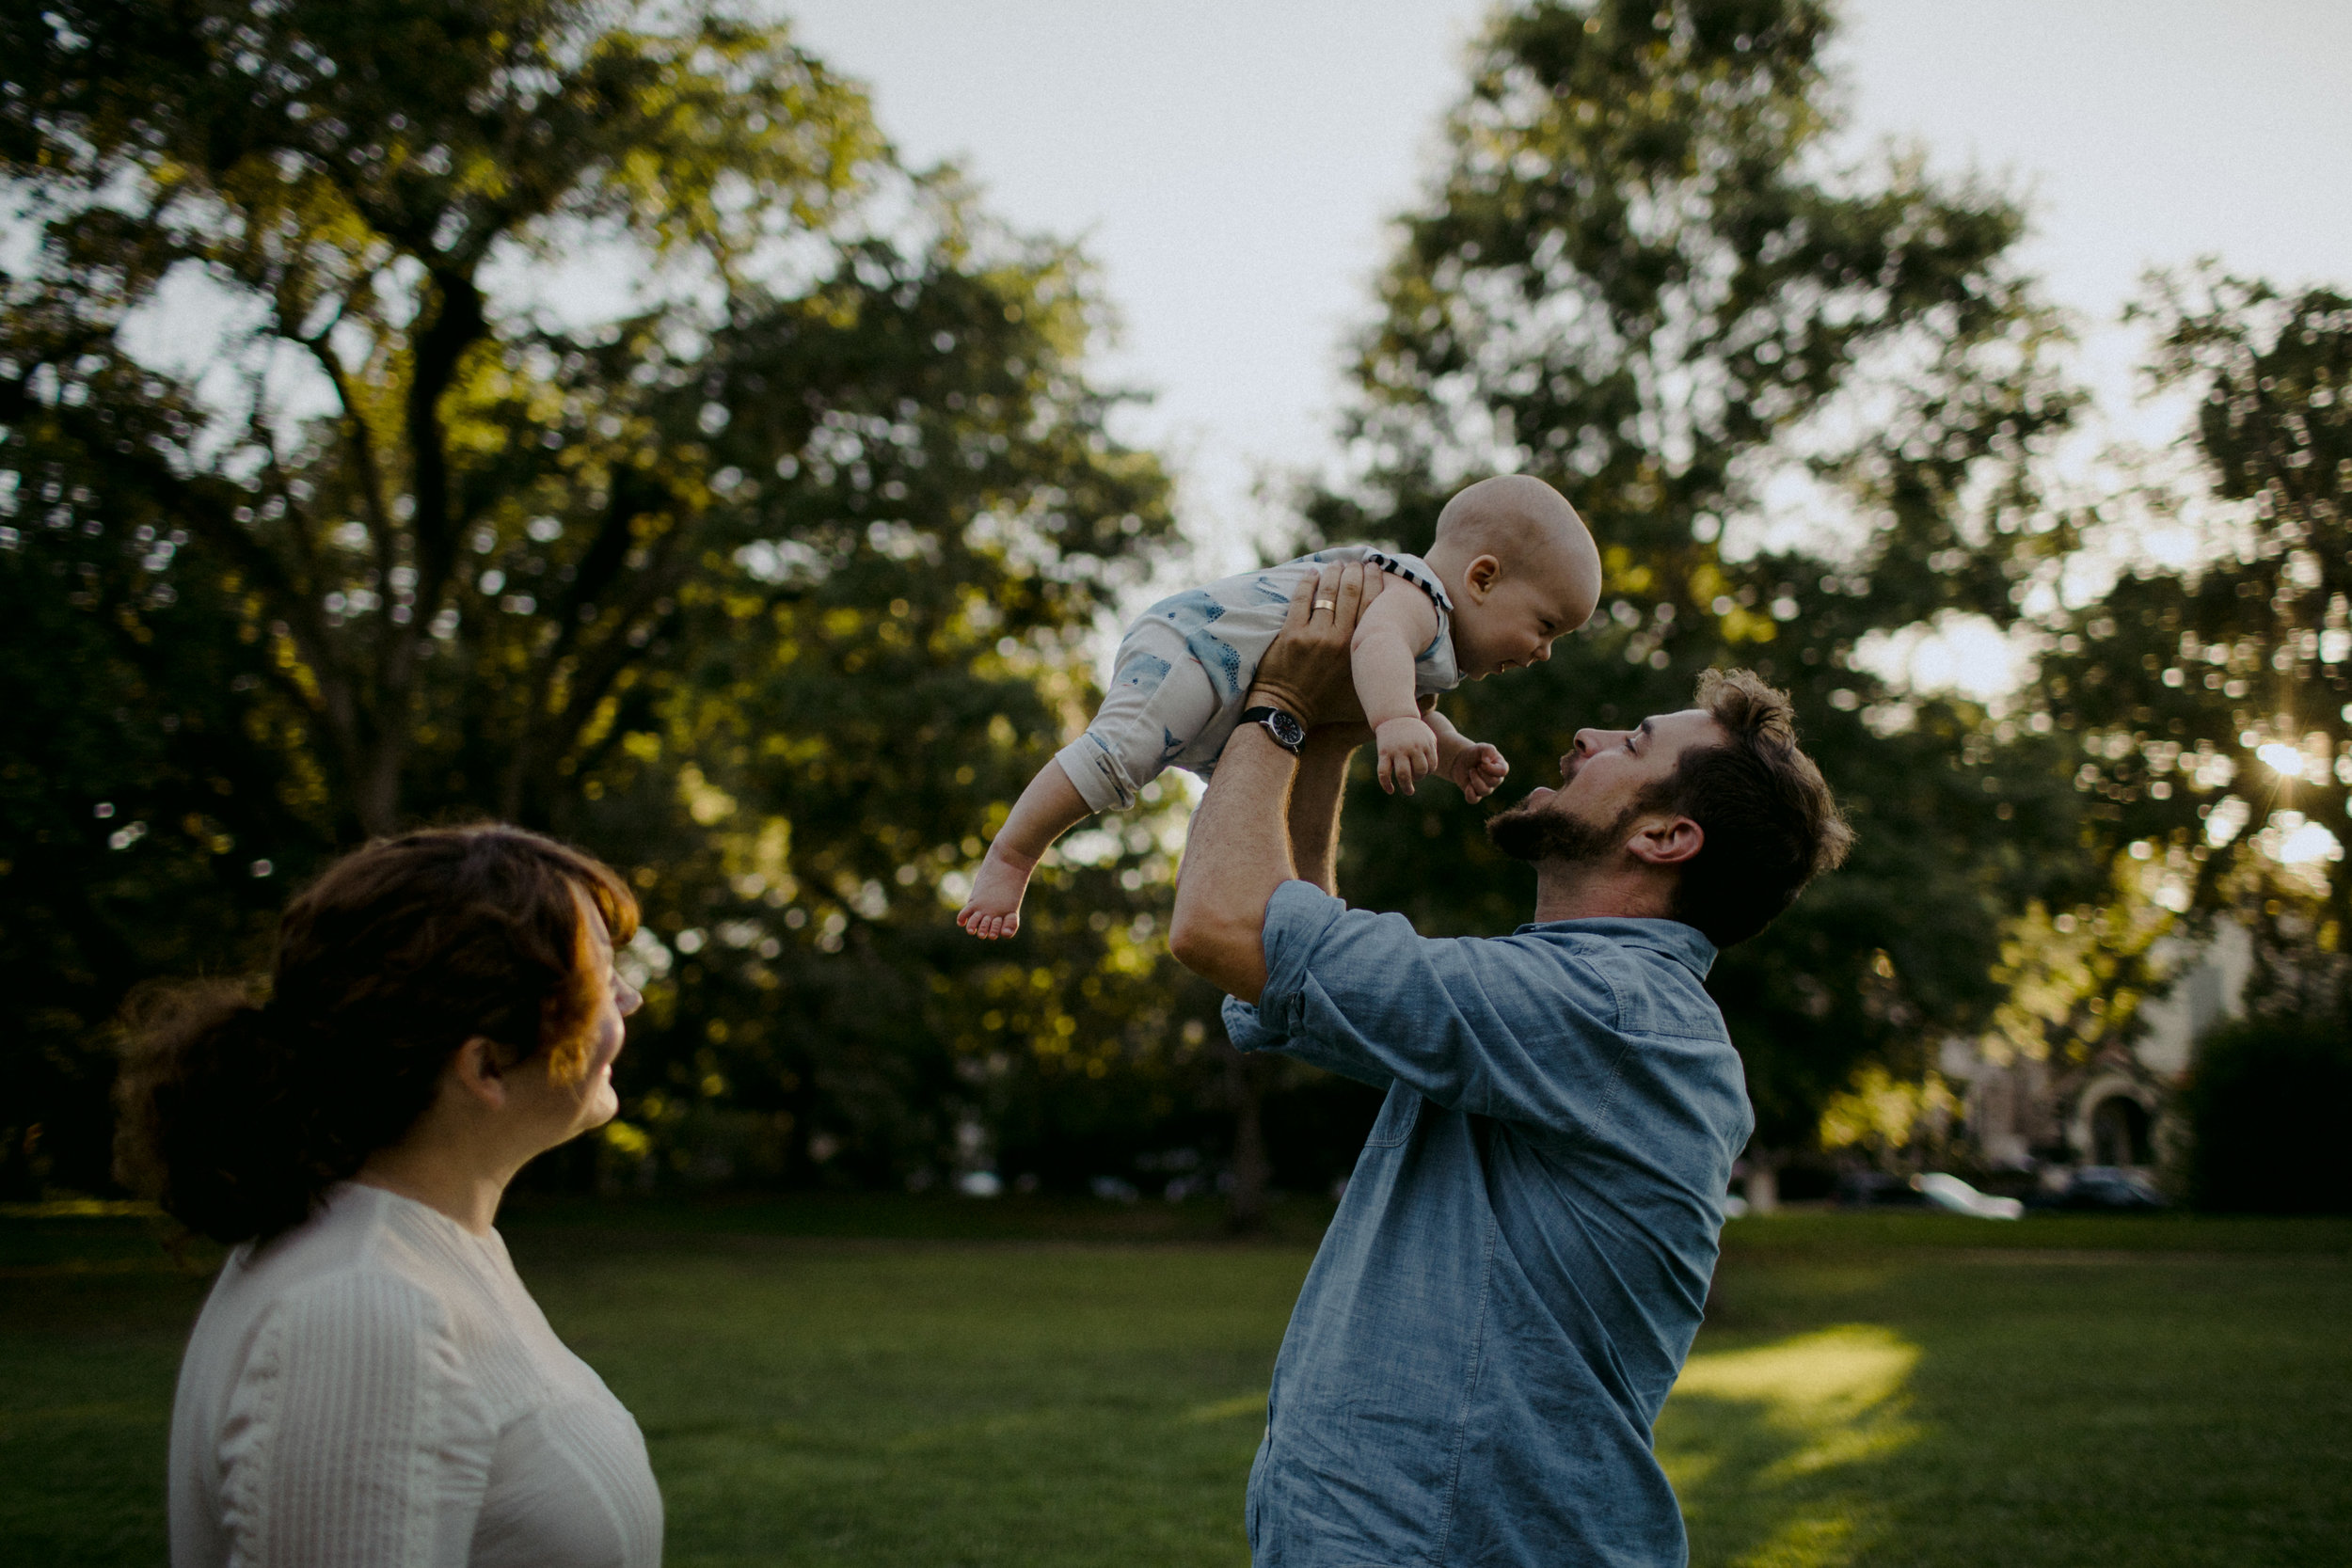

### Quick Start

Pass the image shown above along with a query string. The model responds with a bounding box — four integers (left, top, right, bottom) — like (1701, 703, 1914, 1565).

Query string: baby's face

(1453, 549, 1600, 679)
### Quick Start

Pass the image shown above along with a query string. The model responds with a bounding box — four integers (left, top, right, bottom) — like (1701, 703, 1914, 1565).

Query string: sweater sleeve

(218, 1271, 497, 1567)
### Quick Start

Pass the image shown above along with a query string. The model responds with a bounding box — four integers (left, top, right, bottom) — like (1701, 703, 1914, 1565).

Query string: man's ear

(1626, 815, 1703, 869)
(448, 1037, 512, 1112)
(1463, 554, 1502, 601)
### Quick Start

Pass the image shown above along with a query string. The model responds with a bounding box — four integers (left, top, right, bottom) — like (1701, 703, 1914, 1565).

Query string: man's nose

(1533, 640, 1552, 662)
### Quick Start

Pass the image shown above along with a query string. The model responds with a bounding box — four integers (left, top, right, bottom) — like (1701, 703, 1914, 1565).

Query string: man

(1169, 562, 1851, 1567)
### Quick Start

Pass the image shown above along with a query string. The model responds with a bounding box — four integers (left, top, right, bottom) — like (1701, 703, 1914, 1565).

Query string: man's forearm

(1286, 728, 1357, 896)
(1168, 725, 1301, 1004)
(1170, 558, 1374, 1003)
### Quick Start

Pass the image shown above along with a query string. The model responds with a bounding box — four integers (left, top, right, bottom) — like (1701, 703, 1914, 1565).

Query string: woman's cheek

(591, 1012, 626, 1075)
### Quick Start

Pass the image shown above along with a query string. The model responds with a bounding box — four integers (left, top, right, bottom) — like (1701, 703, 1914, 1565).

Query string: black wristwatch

(1238, 705, 1306, 757)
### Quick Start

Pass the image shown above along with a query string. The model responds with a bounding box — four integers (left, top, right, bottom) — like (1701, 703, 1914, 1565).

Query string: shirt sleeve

(218, 1272, 497, 1568)
(1222, 879, 1633, 1135)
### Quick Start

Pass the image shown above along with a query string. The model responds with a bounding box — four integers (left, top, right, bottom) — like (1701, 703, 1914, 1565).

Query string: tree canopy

(5, 0, 2337, 1203)
(0, 0, 1190, 1193)
(1300, 0, 2101, 1157)
(2034, 275, 2352, 1016)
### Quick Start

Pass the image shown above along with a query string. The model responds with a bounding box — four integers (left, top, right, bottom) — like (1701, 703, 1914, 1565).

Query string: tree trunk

(356, 733, 406, 839)
(1224, 1048, 1271, 1233)
(1743, 1150, 1782, 1214)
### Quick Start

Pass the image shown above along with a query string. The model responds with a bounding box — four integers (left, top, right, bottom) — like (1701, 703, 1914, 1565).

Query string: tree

(1, 1, 1188, 1192)
(2179, 1016, 2352, 1213)
(1297, 0, 2099, 1183)
(2039, 274, 2352, 1013)
(2, 0, 893, 836)
(0, 498, 326, 1193)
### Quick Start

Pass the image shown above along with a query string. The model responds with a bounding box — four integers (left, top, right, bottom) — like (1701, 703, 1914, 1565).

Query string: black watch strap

(1239, 705, 1306, 756)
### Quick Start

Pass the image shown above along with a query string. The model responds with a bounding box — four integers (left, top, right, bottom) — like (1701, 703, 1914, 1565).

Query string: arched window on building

(2090, 1095, 2153, 1167)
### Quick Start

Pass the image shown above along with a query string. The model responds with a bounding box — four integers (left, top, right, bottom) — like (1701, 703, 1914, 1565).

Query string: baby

(959, 474, 1601, 938)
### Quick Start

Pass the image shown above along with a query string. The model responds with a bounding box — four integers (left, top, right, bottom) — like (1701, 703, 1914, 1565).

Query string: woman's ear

(448, 1037, 512, 1112)
(1464, 554, 1502, 601)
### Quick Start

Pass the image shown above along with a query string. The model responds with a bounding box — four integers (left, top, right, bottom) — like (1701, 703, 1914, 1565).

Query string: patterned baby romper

(1055, 546, 1461, 814)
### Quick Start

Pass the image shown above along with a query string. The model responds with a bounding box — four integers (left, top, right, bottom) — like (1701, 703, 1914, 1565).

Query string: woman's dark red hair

(115, 825, 639, 1244)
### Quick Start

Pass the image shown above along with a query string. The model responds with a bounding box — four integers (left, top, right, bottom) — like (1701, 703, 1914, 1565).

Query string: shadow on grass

(1660, 1324, 1922, 1568)
(1661, 1243, 2352, 1568)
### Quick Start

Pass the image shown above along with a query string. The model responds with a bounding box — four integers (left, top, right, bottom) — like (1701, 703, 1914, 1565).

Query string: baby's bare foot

(958, 843, 1039, 940)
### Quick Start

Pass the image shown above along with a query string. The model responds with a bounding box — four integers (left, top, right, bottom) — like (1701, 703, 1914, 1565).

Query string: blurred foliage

(0, 0, 1221, 1196)
(2179, 1016, 2352, 1213)
(1815, 1062, 1956, 1167)
(2036, 273, 2352, 1012)
(0, 483, 326, 1196)
(1295, 0, 2102, 1155)
(5, 0, 2340, 1201)
(1975, 856, 2181, 1076)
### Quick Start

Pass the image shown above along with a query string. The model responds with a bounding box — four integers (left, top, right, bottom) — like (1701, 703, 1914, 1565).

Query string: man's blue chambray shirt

(1221, 880, 1753, 1568)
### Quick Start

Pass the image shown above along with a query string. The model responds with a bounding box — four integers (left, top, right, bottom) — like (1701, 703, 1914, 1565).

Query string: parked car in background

(1916, 1172, 2026, 1220)
(1836, 1170, 2023, 1218)
(1836, 1170, 1928, 1209)
(2036, 1166, 2169, 1212)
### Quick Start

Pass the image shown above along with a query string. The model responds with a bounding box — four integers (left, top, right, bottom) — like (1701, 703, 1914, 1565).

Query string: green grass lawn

(4, 1199, 2347, 1566)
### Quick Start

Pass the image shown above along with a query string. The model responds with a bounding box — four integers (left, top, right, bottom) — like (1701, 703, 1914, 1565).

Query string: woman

(117, 824, 664, 1567)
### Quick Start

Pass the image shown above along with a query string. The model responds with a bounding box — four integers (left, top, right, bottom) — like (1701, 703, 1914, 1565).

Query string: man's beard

(1486, 793, 1648, 866)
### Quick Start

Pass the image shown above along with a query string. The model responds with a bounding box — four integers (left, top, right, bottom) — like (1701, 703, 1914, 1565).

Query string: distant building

(1939, 923, 2253, 1180)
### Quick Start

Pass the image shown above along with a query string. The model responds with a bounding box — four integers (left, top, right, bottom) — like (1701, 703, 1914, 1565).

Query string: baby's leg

(959, 762, 1090, 940)
(961, 627, 1217, 940)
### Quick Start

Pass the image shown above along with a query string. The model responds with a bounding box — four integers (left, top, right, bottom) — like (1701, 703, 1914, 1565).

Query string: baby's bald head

(1435, 474, 1588, 558)
(1430, 474, 1600, 624)
(1418, 475, 1601, 679)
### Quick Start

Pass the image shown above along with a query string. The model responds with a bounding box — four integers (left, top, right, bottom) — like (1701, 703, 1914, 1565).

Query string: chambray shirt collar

(1508, 915, 1718, 979)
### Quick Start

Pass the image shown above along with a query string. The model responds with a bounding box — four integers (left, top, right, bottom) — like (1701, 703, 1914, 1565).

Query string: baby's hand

(1440, 741, 1510, 803)
(1375, 716, 1440, 795)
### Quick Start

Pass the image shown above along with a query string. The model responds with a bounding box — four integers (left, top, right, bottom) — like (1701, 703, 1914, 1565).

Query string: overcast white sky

(782, 0, 2352, 610)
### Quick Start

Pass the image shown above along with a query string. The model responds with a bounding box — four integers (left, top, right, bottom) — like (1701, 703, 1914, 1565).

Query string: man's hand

(1247, 562, 1382, 727)
(1171, 561, 1383, 1003)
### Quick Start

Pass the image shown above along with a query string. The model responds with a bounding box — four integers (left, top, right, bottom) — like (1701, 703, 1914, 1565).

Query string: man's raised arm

(1284, 721, 1359, 897)
(1169, 562, 1378, 1003)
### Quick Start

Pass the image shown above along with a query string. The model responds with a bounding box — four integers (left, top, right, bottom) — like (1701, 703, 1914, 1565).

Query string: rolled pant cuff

(1056, 733, 1138, 814)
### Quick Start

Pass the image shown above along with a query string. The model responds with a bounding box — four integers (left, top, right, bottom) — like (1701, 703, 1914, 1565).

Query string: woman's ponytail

(116, 984, 322, 1244)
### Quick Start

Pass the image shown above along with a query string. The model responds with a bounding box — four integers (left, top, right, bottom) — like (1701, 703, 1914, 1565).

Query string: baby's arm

(1427, 710, 1509, 803)
(1350, 582, 1442, 794)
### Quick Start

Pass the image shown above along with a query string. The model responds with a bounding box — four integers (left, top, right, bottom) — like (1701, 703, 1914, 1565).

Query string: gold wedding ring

(1312, 597, 1336, 611)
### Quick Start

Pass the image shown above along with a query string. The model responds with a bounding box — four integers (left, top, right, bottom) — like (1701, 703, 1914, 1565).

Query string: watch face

(1266, 710, 1306, 749)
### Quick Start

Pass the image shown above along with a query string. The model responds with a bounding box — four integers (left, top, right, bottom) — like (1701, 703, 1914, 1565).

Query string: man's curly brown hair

(1652, 669, 1852, 947)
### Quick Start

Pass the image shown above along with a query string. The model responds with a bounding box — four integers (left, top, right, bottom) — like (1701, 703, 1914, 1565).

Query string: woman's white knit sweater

(168, 1181, 663, 1567)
